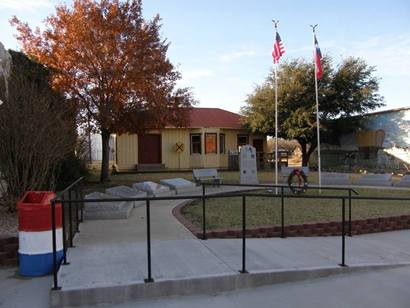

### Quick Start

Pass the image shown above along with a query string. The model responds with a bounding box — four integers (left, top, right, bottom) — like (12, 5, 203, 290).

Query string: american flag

(314, 34, 323, 79)
(272, 32, 285, 64)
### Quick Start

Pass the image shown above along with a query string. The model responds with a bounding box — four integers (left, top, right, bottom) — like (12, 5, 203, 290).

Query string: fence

(49, 179, 410, 290)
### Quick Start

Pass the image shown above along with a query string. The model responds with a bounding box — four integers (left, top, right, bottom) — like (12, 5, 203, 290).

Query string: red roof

(188, 108, 243, 129)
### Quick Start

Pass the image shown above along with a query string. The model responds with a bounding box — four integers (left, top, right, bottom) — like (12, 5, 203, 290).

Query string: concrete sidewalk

(52, 230, 410, 306)
(57, 231, 410, 290)
(51, 184, 410, 306)
(0, 267, 51, 308)
(77, 185, 259, 243)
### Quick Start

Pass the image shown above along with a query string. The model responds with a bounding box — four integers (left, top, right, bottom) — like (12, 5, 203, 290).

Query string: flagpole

(272, 20, 279, 194)
(311, 24, 322, 191)
(274, 62, 278, 194)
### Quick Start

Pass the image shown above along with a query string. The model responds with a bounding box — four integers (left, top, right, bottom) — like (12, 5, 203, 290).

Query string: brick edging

(173, 203, 410, 239)
(0, 236, 19, 266)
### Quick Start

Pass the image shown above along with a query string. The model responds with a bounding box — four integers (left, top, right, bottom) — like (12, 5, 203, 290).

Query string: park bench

(355, 173, 392, 187)
(321, 172, 351, 186)
(192, 168, 222, 186)
(394, 175, 410, 188)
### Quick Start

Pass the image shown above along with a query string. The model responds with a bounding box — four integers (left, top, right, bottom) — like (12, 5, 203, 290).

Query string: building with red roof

(115, 107, 266, 171)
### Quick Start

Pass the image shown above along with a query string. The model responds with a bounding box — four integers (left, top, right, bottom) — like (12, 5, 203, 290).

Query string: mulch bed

(0, 207, 18, 238)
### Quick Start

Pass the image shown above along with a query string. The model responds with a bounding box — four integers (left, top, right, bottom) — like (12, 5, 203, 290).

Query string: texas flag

(314, 34, 323, 79)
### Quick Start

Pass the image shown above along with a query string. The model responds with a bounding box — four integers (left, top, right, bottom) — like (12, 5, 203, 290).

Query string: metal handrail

(54, 176, 84, 200)
(49, 178, 410, 291)
(50, 177, 84, 290)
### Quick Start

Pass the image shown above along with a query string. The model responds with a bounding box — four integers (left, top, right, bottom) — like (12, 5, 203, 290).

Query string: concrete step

(49, 263, 409, 307)
(137, 164, 165, 171)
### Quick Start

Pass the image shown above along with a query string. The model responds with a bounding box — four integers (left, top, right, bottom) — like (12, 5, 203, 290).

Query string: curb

(50, 263, 410, 307)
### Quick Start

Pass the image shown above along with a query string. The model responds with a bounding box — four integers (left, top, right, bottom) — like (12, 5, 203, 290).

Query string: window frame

(190, 133, 202, 154)
(205, 133, 218, 154)
(219, 133, 225, 154)
(237, 134, 249, 149)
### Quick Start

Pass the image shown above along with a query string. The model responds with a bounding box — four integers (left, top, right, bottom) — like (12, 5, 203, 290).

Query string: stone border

(0, 236, 18, 266)
(173, 203, 410, 238)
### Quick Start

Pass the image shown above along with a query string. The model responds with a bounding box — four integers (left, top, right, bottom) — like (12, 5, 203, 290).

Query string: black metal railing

(50, 177, 84, 290)
(198, 182, 359, 240)
(49, 179, 410, 291)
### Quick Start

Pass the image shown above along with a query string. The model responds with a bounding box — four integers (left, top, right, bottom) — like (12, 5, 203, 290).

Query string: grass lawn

(181, 188, 410, 230)
(84, 170, 280, 192)
(83, 169, 410, 230)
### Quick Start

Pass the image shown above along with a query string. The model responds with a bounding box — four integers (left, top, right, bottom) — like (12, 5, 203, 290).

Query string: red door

(138, 134, 161, 164)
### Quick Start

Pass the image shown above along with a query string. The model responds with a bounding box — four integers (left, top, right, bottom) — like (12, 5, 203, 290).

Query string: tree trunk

(300, 142, 308, 166)
(100, 129, 111, 183)
(307, 142, 317, 168)
(299, 141, 317, 167)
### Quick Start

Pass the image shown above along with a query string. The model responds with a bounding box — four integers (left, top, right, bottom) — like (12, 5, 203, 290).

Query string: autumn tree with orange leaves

(11, 0, 194, 182)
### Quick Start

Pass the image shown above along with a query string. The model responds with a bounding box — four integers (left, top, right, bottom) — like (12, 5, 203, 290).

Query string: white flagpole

(274, 63, 278, 194)
(272, 20, 279, 194)
(311, 25, 322, 191)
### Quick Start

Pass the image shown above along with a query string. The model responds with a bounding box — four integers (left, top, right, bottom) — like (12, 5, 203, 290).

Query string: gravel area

(0, 207, 18, 238)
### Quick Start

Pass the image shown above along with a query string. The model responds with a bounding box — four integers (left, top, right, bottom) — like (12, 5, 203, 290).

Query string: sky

(0, 0, 409, 113)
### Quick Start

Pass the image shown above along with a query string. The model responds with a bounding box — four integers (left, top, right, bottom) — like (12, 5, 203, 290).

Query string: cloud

(0, 0, 53, 11)
(181, 68, 214, 82)
(333, 33, 410, 78)
(219, 48, 256, 63)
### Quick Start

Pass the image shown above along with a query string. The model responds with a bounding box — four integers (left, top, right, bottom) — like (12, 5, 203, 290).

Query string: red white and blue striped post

(18, 192, 64, 276)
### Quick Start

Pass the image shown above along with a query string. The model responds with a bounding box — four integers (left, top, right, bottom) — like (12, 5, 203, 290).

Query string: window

(219, 133, 225, 154)
(237, 134, 249, 150)
(205, 133, 217, 154)
(190, 134, 201, 154)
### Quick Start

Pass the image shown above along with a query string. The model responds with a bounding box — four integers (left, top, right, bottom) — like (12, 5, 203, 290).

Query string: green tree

(242, 57, 384, 166)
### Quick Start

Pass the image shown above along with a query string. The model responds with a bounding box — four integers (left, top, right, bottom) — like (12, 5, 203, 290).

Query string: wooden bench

(193, 169, 222, 186)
